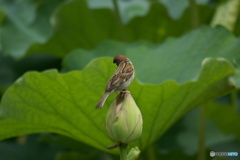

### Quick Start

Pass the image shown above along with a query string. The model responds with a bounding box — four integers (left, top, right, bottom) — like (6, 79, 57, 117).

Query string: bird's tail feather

(95, 93, 110, 109)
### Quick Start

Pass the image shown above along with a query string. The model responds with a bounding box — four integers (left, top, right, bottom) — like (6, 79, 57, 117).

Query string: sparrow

(95, 55, 135, 109)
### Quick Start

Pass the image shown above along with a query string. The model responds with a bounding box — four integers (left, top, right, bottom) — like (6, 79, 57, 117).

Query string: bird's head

(113, 55, 128, 66)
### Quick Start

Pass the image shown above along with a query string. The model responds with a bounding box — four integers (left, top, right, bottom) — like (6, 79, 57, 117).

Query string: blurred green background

(0, 0, 240, 160)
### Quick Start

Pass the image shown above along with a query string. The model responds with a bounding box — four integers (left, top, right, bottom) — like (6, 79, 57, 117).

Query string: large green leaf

(0, 0, 218, 59)
(0, 57, 235, 154)
(63, 26, 240, 84)
(26, 1, 215, 58)
(26, 0, 120, 58)
(206, 101, 240, 140)
(0, 0, 64, 59)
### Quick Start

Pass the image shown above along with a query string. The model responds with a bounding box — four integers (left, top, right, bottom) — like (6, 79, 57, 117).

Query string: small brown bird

(95, 55, 135, 109)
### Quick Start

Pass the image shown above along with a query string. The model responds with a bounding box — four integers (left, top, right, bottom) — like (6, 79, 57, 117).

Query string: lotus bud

(105, 91, 142, 144)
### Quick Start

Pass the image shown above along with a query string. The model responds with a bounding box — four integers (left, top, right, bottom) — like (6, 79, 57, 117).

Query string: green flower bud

(105, 92, 142, 144)
(127, 147, 141, 160)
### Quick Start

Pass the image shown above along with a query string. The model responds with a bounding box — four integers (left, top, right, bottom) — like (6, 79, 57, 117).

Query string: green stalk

(188, 2, 205, 159)
(112, 0, 127, 41)
(188, 0, 200, 28)
(119, 143, 128, 160)
(198, 105, 206, 160)
(188, 3, 205, 158)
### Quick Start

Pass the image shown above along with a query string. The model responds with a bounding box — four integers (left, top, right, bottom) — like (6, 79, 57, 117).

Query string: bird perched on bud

(95, 55, 135, 109)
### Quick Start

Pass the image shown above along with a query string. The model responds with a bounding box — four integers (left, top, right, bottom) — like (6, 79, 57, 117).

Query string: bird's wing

(105, 61, 134, 92)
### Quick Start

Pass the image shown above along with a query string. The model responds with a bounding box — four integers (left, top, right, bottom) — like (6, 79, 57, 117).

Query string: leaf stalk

(112, 0, 127, 41)
(188, 0, 200, 28)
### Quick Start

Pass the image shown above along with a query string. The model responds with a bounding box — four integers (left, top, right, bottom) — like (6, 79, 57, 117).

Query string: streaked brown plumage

(95, 55, 134, 109)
